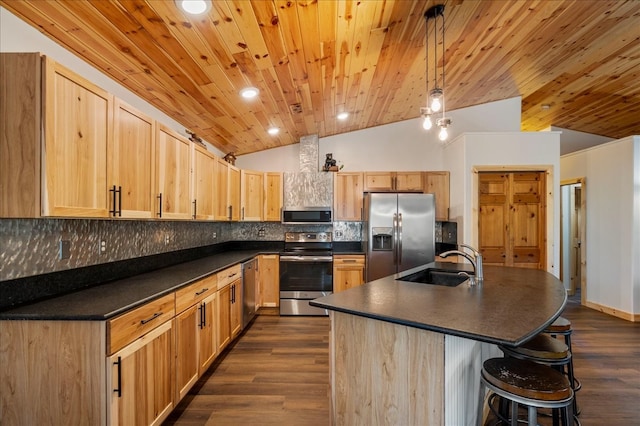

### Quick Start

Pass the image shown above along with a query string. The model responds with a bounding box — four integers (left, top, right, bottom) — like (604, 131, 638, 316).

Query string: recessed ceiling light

(267, 127, 279, 135)
(239, 87, 259, 99)
(176, 0, 211, 15)
(337, 112, 349, 120)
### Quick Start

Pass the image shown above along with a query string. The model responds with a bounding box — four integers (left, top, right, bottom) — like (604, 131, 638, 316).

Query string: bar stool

(544, 316, 582, 394)
(500, 333, 578, 424)
(478, 357, 573, 426)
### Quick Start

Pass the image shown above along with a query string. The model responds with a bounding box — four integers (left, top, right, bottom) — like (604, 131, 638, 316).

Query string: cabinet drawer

(107, 293, 175, 354)
(334, 255, 365, 266)
(175, 274, 217, 314)
(217, 264, 241, 289)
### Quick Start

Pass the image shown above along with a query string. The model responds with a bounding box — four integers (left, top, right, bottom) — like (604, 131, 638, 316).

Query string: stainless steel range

(279, 231, 333, 316)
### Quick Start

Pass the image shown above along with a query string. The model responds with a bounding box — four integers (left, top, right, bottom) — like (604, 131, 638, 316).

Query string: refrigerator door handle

(393, 213, 398, 264)
(398, 212, 403, 265)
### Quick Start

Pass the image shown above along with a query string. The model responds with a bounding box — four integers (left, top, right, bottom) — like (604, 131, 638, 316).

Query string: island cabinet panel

(331, 312, 444, 425)
(264, 172, 283, 221)
(107, 320, 174, 426)
(110, 99, 156, 219)
(43, 56, 113, 217)
(0, 320, 106, 425)
(334, 172, 364, 220)
(155, 124, 192, 220)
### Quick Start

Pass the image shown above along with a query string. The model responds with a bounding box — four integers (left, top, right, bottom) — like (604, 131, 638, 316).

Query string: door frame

(472, 165, 554, 273)
(561, 177, 587, 306)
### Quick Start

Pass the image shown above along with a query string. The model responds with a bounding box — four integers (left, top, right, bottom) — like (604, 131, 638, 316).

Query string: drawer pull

(113, 356, 122, 397)
(195, 287, 209, 296)
(228, 272, 237, 278)
(140, 312, 161, 325)
(343, 259, 357, 263)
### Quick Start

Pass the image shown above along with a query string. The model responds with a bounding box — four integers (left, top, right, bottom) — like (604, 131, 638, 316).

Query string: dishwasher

(242, 258, 258, 327)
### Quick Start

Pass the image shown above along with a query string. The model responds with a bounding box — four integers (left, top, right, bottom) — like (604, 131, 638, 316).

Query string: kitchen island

(310, 263, 567, 426)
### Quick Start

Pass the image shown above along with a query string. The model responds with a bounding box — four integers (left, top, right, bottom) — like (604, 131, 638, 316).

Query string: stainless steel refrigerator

(365, 193, 436, 281)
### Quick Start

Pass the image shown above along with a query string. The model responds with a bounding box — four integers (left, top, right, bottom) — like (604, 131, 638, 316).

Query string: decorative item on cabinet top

(224, 152, 237, 165)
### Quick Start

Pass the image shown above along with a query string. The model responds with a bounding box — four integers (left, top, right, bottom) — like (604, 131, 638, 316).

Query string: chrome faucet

(439, 244, 484, 286)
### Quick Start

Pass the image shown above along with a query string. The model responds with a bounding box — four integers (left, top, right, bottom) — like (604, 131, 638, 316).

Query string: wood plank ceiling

(3, 0, 639, 155)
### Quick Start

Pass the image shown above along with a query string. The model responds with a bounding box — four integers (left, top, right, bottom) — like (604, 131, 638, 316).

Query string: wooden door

(479, 172, 546, 269)
(264, 172, 283, 221)
(424, 172, 450, 221)
(192, 144, 215, 220)
(216, 285, 231, 352)
(241, 170, 264, 221)
(110, 99, 155, 218)
(214, 157, 229, 220)
(108, 320, 174, 426)
(174, 306, 198, 401)
(199, 293, 217, 374)
(258, 254, 279, 307)
(43, 58, 112, 217)
(334, 172, 364, 220)
(155, 124, 191, 219)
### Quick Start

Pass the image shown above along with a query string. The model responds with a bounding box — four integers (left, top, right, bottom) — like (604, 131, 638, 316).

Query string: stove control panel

(285, 231, 332, 243)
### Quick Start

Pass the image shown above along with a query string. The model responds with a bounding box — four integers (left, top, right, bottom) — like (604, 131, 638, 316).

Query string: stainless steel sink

(397, 268, 470, 287)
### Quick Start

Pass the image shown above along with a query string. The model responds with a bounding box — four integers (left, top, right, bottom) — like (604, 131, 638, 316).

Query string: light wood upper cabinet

(258, 254, 279, 308)
(110, 99, 155, 218)
(424, 171, 450, 221)
(333, 255, 366, 293)
(334, 172, 364, 221)
(241, 170, 264, 221)
(43, 56, 113, 217)
(191, 144, 216, 220)
(228, 165, 241, 221)
(363, 172, 424, 192)
(214, 157, 230, 220)
(264, 172, 283, 221)
(155, 124, 191, 219)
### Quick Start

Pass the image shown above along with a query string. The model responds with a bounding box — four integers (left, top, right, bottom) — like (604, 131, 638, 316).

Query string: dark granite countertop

(310, 263, 567, 347)
(0, 249, 277, 321)
(332, 241, 365, 254)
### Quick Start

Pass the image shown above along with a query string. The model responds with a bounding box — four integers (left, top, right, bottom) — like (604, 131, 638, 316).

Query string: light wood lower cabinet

(216, 284, 232, 353)
(230, 279, 243, 338)
(333, 255, 366, 293)
(107, 320, 174, 426)
(258, 254, 279, 307)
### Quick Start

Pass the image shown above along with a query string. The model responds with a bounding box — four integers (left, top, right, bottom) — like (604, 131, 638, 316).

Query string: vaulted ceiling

(3, 0, 639, 155)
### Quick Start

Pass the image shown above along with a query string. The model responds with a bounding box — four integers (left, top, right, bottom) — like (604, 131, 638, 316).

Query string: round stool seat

(502, 333, 569, 361)
(483, 358, 573, 401)
(545, 316, 572, 333)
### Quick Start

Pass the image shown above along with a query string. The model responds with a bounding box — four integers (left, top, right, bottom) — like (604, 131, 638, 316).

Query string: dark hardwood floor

(165, 301, 640, 425)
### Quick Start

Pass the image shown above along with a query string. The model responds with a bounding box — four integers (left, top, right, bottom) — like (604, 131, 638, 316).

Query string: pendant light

(421, 4, 452, 141)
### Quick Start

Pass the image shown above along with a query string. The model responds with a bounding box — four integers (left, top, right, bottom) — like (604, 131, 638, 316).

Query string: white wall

(561, 136, 640, 315)
(547, 126, 613, 156)
(444, 132, 562, 276)
(237, 97, 523, 171)
(0, 6, 223, 157)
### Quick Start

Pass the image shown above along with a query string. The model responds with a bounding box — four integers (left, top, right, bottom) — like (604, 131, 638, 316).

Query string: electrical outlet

(99, 240, 107, 254)
(59, 240, 70, 260)
(335, 230, 343, 238)
(258, 229, 265, 238)
(164, 235, 170, 245)
(212, 232, 217, 239)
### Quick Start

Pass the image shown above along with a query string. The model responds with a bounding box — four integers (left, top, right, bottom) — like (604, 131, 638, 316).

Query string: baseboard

(584, 301, 638, 322)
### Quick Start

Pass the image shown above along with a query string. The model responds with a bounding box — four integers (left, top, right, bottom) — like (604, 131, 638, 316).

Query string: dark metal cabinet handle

(140, 312, 161, 325)
(192, 199, 197, 219)
(228, 205, 232, 220)
(241, 207, 245, 220)
(109, 185, 122, 217)
(195, 287, 209, 296)
(157, 193, 163, 218)
(113, 356, 122, 397)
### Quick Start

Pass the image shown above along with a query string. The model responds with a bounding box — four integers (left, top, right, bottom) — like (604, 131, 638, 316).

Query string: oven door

(279, 255, 333, 315)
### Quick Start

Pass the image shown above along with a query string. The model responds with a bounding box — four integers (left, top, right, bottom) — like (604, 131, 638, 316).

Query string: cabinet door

(107, 320, 174, 426)
(192, 144, 215, 220)
(258, 254, 279, 307)
(216, 285, 231, 352)
(241, 170, 264, 221)
(395, 172, 424, 192)
(43, 58, 112, 217)
(155, 124, 191, 219)
(199, 292, 217, 375)
(110, 99, 155, 218)
(228, 165, 241, 221)
(175, 306, 198, 401)
(333, 255, 365, 293)
(214, 157, 229, 220)
(364, 172, 393, 192)
(334, 172, 364, 220)
(264, 172, 283, 221)
(230, 280, 243, 338)
(424, 172, 450, 221)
